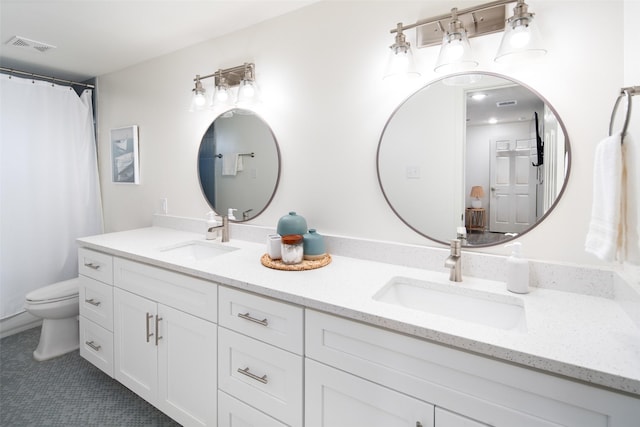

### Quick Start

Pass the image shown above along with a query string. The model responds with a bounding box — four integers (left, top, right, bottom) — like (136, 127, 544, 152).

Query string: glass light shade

(236, 79, 260, 108)
(189, 90, 207, 112)
(434, 30, 478, 74)
(383, 46, 420, 79)
(495, 15, 546, 63)
(210, 85, 231, 108)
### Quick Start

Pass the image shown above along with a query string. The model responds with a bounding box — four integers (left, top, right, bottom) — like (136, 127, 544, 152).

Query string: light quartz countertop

(78, 226, 640, 396)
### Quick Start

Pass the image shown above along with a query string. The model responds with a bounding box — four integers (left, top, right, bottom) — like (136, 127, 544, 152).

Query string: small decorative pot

(303, 229, 326, 260)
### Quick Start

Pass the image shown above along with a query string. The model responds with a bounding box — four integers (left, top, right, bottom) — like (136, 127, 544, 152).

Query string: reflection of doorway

(489, 137, 538, 233)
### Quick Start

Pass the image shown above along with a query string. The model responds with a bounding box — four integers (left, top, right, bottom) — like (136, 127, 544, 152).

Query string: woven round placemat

(260, 253, 331, 271)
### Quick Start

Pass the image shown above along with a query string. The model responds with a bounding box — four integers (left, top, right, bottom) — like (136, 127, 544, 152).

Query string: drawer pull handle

(237, 312, 269, 327)
(85, 340, 101, 351)
(85, 298, 101, 307)
(84, 262, 101, 270)
(146, 313, 154, 342)
(237, 367, 268, 384)
(155, 315, 163, 346)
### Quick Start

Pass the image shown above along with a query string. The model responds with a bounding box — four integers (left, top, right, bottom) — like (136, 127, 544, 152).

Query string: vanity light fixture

(495, 0, 546, 62)
(236, 63, 261, 108)
(190, 75, 207, 112)
(210, 70, 231, 108)
(433, 8, 478, 74)
(386, 0, 545, 78)
(189, 62, 259, 111)
(384, 23, 420, 79)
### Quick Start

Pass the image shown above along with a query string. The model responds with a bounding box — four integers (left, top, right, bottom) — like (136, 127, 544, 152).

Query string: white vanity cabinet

(305, 310, 639, 427)
(218, 286, 304, 427)
(78, 248, 115, 377)
(113, 258, 217, 427)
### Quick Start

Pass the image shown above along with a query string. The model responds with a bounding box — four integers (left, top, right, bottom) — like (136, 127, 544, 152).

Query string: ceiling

(0, 0, 317, 83)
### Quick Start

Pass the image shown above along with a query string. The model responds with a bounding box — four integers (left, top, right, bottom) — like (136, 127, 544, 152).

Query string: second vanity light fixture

(190, 62, 260, 111)
(384, 0, 546, 79)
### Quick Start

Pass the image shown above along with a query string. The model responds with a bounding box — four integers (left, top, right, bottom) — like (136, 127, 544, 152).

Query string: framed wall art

(110, 125, 139, 184)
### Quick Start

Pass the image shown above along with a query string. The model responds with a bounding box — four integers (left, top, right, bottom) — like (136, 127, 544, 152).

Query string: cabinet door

(114, 288, 158, 404)
(305, 358, 434, 427)
(158, 304, 217, 427)
(436, 408, 489, 427)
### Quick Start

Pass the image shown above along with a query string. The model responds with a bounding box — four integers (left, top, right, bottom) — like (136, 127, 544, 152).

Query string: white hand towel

(222, 153, 240, 176)
(585, 133, 622, 261)
(622, 134, 640, 264)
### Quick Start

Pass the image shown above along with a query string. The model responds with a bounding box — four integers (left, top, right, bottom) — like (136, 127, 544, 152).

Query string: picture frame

(110, 125, 139, 184)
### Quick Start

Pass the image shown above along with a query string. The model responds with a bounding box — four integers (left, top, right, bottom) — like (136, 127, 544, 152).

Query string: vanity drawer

(218, 286, 303, 354)
(305, 310, 608, 427)
(79, 317, 114, 378)
(218, 391, 287, 427)
(79, 276, 113, 331)
(78, 247, 113, 285)
(113, 257, 217, 322)
(218, 327, 303, 426)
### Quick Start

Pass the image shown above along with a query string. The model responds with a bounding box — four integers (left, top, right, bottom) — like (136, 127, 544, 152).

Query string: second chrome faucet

(444, 239, 462, 282)
(207, 215, 229, 242)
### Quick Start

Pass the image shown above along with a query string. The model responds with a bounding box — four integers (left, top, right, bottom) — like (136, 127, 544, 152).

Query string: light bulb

(194, 93, 206, 107)
(446, 39, 465, 61)
(240, 83, 255, 99)
(510, 24, 531, 48)
(215, 88, 229, 103)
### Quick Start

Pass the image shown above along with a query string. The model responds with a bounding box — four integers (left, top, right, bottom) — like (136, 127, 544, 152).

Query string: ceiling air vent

(6, 36, 56, 53)
(497, 100, 517, 107)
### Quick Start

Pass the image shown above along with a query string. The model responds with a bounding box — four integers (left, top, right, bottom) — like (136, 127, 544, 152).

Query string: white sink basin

(159, 241, 238, 261)
(373, 277, 527, 332)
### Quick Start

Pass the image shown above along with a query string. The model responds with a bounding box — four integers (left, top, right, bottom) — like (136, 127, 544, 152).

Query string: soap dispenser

(505, 242, 530, 294)
(227, 208, 237, 221)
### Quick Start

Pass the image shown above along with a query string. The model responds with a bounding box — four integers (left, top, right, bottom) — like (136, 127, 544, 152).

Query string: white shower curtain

(0, 74, 103, 319)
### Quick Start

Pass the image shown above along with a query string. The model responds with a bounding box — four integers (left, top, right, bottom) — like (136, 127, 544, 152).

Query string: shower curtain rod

(0, 67, 95, 89)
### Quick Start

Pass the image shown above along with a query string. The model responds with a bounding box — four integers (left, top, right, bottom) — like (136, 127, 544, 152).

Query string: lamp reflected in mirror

(470, 186, 485, 208)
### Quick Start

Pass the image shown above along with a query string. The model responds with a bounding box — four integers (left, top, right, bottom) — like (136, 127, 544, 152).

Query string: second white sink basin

(373, 277, 527, 332)
(159, 241, 238, 261)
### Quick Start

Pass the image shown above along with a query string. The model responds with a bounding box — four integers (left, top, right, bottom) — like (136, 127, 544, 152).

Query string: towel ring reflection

(609, 86, 639, 140)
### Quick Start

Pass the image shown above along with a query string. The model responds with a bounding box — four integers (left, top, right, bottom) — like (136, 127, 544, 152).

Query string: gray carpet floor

(0, 327, 181, 426)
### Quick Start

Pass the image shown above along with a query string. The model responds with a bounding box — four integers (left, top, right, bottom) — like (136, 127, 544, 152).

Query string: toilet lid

(25, 277, 79, 302)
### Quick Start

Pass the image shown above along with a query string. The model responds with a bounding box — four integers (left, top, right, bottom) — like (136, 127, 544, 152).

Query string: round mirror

(377, 72, 570, 247)
(198, 108, 280, 221)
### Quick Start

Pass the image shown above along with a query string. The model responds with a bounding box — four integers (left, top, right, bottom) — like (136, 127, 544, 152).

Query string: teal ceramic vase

(303, 229, 326, 260)
(277, 212, 307, 236)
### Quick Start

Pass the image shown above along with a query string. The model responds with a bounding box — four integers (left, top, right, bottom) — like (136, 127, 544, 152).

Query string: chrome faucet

(444, 239, 462, 282)
(206, 215, 229, 242)
(242, 208, 253, 221)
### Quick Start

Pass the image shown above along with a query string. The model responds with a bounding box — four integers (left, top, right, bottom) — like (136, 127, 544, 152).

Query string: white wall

(96, 1, 631, 268)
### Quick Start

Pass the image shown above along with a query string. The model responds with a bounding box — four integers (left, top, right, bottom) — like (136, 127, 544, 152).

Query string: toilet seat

(25, 277, 79, 304)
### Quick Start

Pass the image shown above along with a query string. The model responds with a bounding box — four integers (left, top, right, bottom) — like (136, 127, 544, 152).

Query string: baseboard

(0, 311, 41, 339)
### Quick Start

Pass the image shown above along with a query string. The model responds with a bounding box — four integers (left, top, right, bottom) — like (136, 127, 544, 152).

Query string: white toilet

(24, 277, 80, 361)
